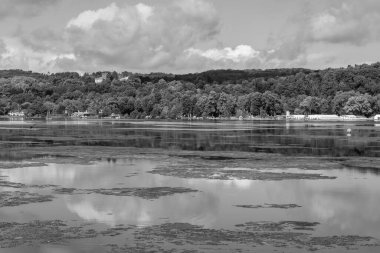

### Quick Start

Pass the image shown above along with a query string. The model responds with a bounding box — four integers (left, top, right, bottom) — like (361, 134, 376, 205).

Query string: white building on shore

(95, 73, 108, 84)
(308, 115, 340, 120)
(286, 111, 371, 121)
(8, 111, 25, 117)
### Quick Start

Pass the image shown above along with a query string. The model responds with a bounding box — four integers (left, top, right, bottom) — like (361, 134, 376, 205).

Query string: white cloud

(52, 0, 220, 72)
(307, 0, 380, 45)
(253, 0, 380, 70)
(181, 41, 311, 71)
(7, 0, 380, 73)
(135, 3, 153, 22)
(310, 13, 337, 39)
(0, 0, 220, 72)
(186, 45, 260, 63)
(0, 38, 27, 70)
(66, 3, 119, 30)
(0, 37, 62, 72)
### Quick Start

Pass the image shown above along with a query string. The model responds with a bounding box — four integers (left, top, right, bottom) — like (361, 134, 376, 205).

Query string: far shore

(1, 114, 378, 122)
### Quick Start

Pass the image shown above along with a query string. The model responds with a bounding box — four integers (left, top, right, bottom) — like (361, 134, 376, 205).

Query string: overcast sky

(1, 0, 380, 73)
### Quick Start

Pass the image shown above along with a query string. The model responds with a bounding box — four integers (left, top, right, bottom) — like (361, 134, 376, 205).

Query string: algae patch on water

(235, 221, 320, 231)
(53, 187, 199, 200)
(106, 222, 379, 252)
(150, 166, 336, 181)
(0, 220, 135, 248)
(0, 191, 54, 207)
(0, 220, 96, 248)
(0, 162, 48, 170)
(89, 187, 198, 199)
(0, 219, 378, 252)
(234, 203, 301, 209)
(0, 177, 56, 189)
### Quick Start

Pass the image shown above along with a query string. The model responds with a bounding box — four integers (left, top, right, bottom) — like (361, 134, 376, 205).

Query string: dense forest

(1, 63, 380, 119)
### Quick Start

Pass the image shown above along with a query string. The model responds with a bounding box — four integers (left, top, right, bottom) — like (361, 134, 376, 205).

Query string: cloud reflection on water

(1, 157, 380, 239)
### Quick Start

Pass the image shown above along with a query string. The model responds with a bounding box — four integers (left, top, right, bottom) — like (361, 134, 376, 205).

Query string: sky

(1, 0, 380, 73)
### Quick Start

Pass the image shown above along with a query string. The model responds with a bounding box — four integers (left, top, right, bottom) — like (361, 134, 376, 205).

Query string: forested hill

(1, 63, 380, 118)
(137, 68, 315, 83)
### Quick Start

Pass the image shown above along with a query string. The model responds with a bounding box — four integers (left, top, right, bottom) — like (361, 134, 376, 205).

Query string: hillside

(1, 63, 380, 118)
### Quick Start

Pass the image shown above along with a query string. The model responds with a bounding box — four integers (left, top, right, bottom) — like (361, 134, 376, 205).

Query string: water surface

(0, 119, 379, 252)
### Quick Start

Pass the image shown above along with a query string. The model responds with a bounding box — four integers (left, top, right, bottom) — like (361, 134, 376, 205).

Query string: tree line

(0, 63, 380, 118)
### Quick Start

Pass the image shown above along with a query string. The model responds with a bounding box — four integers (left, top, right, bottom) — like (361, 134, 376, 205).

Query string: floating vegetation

(0, 220, 97, 248)
(52, 188, 77, 194)
(341, 159, 380, 171)
(0, 191, 54, 207)
(1, 146, 380, 252)
(171, 154, 250, 161)
(0, 178, 27, 188)
(0, 162, 47, 170)
(125, 172, 139, 178)
(53, 187, 199, 200)
(4, 145, 380, 175)
(234, 203, 301, 209)
(112, 222, 379, 252)
(0, 178, 56, 189)
(90, 187, 199, 199)
(235, 221, 320, 231)
(106, 244, 196, 253)
(0, 220, 134, 248)
(0, 220, 378, 251)
(150, 166, 336, 181)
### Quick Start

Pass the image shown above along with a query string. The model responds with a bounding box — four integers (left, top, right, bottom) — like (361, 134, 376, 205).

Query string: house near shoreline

(70, 111, 121, 119)
(95, 73, 108, 84)
(94, 73, 129, 83)
(71, 110, 96, 119)
(290, 114, 305, 120)
(375, 115, 380, 121)
(340, 115, 368, 121)
(308, 115, 340, 120)
(286, 111, 371, 121)
(110, 113, 121, 119)
(8, 110, 25, 117)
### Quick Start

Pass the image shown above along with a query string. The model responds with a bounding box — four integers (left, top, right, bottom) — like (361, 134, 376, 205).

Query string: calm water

(0, 119, 379, 157)
(0, 119, 380, 252)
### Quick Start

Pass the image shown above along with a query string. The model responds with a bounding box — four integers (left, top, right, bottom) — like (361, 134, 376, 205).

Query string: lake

(0, 119, 380, 252)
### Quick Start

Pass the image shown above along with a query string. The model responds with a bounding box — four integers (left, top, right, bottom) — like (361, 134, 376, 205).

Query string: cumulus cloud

(0, 39, 26, 69)
(0, 0, 61, 19)
(307, 0, 380, 45)
(66, 3, 121, 30)
(7, 0, 379, 73)
(248, 0, 380, 70)
(183, 0, 380, 71)
(180, 45, 262, 70)
(0, 37, 67, 72)
(2, 0, 220, 72)
(0, 0, 327, 73)
(48, 0, 220, 72)
(20, 28, 66, 53)
(46, 0, 325, 72)
(186, 45, 260, 63)
(182, 40, 310, 71)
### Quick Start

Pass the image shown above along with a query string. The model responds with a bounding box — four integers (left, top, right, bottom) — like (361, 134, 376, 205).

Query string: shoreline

(0, 115, 378, 122)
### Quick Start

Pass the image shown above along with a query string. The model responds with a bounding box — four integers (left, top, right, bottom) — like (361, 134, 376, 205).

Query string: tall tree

(343, 94, 374, 117)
